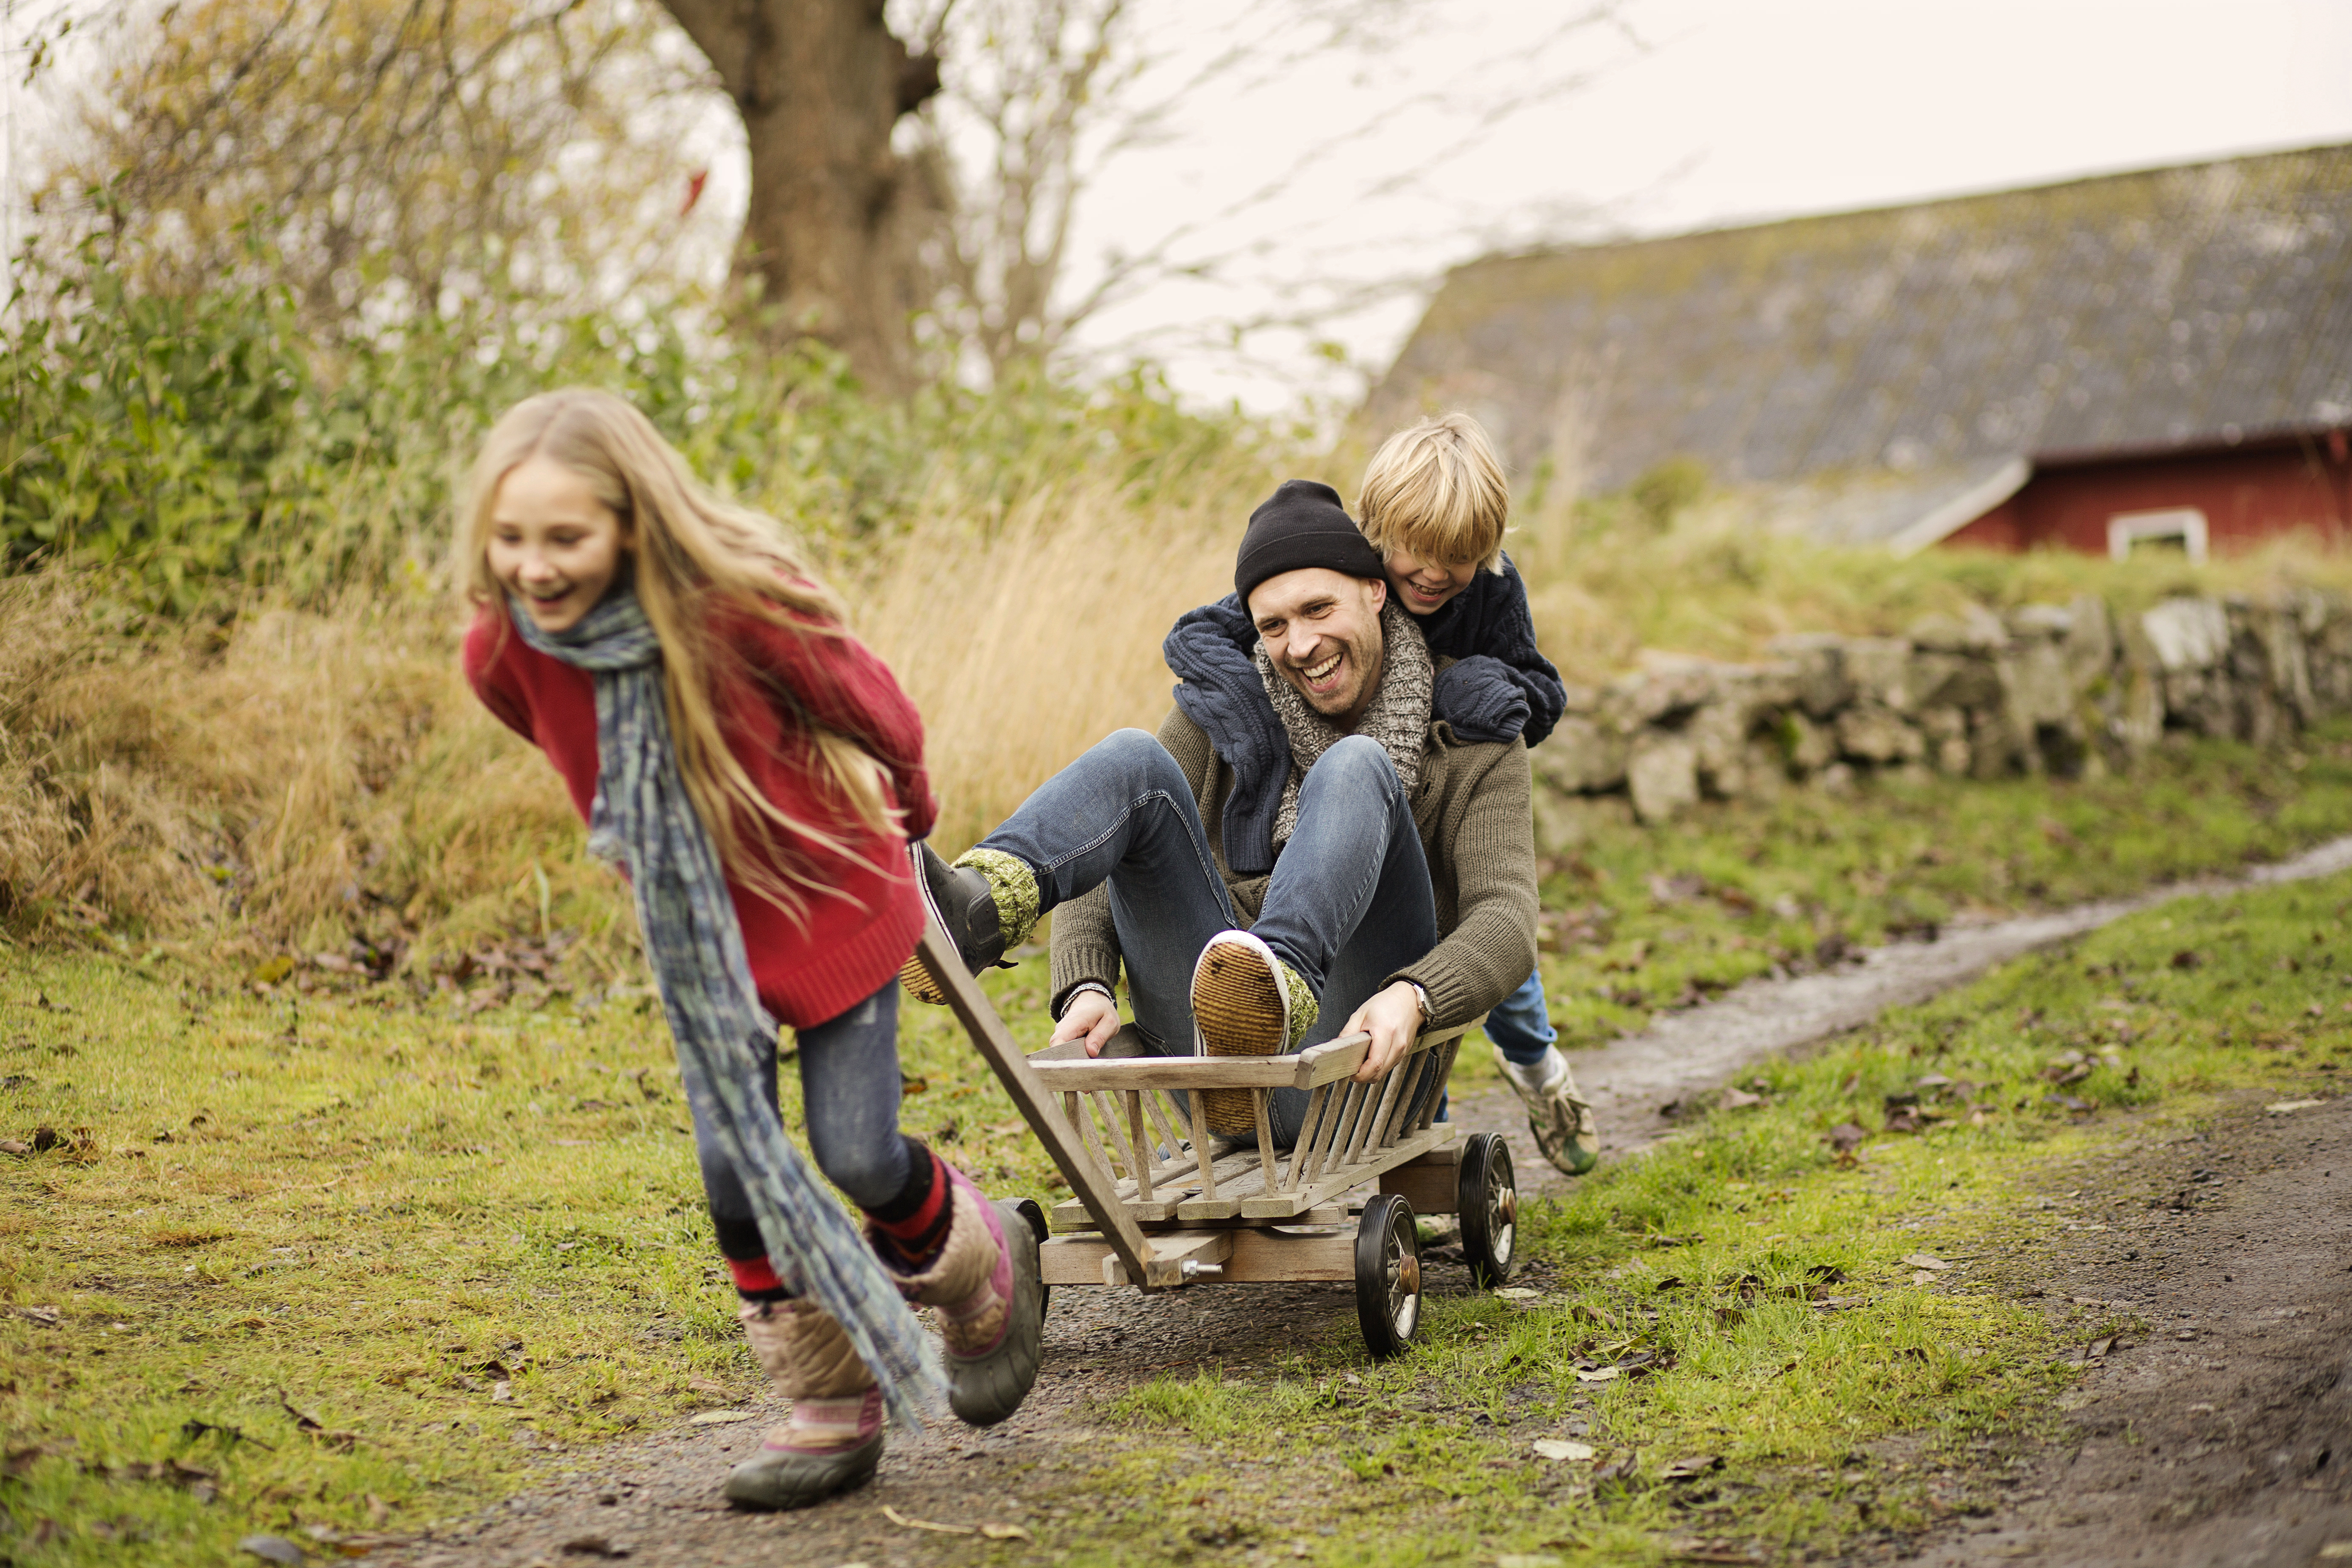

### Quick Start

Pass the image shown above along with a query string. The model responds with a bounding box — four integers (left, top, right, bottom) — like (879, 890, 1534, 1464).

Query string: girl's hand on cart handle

(1346, 982, 1424, 1083)
(1052, 988, 1122, 1056)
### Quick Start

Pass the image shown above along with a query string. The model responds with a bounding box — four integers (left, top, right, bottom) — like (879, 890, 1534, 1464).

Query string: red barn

(1366, 144, 2352, 560)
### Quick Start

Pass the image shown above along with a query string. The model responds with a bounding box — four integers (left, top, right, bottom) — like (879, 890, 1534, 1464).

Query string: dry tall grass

(848, 478, 1237, 851)
(6, 471, 2351, 961)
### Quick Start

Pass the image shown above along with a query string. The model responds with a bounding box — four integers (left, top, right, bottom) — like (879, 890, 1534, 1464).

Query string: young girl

(456, 388, 1041, 1511)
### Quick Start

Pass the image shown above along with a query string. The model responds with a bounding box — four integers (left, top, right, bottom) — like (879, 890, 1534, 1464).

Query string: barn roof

(1365, 142, 2352, 545)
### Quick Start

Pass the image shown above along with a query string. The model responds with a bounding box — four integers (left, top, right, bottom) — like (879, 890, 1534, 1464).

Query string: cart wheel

(1355, 1193, 1422, 1360)
(1013, 1198, 1051, 1319)
(1458, 1132, 1518, 1288)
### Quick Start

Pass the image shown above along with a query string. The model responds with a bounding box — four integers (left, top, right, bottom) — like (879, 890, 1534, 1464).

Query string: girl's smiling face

(1381, 544, 1478, 615)
(488, 455, 630, 631)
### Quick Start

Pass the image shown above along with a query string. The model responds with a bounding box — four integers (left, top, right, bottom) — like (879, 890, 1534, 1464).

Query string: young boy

(1353, 412, 1596, 1177)
(1160, 413, 1597, 1176)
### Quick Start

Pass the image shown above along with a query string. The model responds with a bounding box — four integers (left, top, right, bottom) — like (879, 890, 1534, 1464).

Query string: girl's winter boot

(873, 1166, 1043, 1426)
(722, 1299, 886, 1510)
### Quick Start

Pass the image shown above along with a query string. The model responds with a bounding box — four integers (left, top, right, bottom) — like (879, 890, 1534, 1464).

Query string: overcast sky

(1052, 0, 2352, 416)
(6, 0, 2347, 422)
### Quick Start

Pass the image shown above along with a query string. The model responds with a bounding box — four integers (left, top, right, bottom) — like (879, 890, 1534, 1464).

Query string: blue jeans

(685, 978, 911, 1260)
(977, 728, 1440, 1144)
(1486, 969, 1555, 1066)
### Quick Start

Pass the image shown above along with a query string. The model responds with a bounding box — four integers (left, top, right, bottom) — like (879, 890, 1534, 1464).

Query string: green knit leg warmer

(952, 848, 1041, 951)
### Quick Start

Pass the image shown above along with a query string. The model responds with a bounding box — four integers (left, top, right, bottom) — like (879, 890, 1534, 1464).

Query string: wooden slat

(1040, 1226, 1355, 1286)
(1127, 1093, 1152, 1203)
(914, 923, 1152, 1287)
(1245, 1123, 1458, 1218)
(1252, 1091, 1278, 1190)
(1280, 1084, 1330, 1193)
(1018, 1023, 1473, 1093)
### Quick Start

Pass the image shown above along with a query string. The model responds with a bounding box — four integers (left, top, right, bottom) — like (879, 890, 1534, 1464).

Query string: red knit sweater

(462, 599, 936, 1028)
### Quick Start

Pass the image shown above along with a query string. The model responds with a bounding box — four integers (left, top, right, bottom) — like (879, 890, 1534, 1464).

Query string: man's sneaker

(724, 1301, 885, 1510)
(899, 844, 1033, 1004)
(1494, 1044, 1598, 1176)
(1190, 931, 1318, 1133)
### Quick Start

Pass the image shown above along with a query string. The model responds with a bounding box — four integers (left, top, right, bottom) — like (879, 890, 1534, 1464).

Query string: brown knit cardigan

(1048, 688, 1538, 1031)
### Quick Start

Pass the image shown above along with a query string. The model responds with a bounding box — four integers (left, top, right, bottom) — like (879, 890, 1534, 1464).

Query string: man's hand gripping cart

(911, 924, 1520, 1359)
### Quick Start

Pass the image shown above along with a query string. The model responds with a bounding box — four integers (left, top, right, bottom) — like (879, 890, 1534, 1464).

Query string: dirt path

(1900, 1092, 2352, 1568)
(376, 836, 2352, 1568)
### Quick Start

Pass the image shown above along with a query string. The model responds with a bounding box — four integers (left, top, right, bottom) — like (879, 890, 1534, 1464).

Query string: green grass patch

(3, 728, 2350, 1562)
(1032, 861, 2352, 1565)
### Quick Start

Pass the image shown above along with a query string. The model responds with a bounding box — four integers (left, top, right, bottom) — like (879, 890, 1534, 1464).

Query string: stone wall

(1531, 591, 2352, 824)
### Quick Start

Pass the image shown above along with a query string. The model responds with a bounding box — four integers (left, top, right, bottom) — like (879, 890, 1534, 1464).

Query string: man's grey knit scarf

(1255, 600, 1433, 849)
(510, 589, 945, 1431)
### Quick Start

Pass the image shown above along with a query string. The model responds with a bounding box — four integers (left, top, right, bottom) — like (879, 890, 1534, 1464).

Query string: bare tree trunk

(660, 0, 940, 392)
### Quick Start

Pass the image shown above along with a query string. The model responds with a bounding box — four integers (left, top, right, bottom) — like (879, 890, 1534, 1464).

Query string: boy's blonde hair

(455, 388, 896, 920)
(1356, 412, 1510, 571)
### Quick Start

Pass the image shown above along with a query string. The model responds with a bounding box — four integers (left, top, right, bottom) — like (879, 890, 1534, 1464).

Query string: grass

(4, 733, 2352, 1562)
(1025, 850, 2352, 1567)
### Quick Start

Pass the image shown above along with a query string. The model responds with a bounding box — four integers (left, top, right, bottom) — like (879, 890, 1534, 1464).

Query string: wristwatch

(1058, 981, 1115, 1021)
(1404, 980, 1432, 1028)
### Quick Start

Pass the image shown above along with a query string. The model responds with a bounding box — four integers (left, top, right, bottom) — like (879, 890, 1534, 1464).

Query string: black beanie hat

(1234, 479, 1386, 605)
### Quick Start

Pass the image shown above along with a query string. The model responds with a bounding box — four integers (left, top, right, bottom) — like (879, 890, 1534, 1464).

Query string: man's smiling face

(1248, 567, 1388, 730)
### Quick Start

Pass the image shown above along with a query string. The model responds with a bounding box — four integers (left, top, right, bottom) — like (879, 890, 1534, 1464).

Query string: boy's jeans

(1485, 969, 1555, 1067)
(975, 727, 1440, 1144)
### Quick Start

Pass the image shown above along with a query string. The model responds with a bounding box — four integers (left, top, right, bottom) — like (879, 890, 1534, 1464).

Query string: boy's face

(1382, 545, 1478, 616)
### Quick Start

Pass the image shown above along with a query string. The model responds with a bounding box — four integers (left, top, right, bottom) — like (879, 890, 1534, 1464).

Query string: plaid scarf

(509, 588, 944, 1431)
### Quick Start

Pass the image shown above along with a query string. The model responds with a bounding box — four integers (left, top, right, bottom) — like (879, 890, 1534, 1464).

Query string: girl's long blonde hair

(455, 388, 899, 918)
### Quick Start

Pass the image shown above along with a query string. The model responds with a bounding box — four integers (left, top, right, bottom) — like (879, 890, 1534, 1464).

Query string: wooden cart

(910, 924, 1519, 1357)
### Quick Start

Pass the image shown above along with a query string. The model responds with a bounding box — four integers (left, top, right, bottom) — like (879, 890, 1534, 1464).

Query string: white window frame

(2108, 507, 2208, 564)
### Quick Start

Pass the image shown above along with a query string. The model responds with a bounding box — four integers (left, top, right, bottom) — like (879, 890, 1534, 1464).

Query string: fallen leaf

(559, 1537, 631, 1559)
(882, 1504, 976, 1535)
(1532, 1439, 1595, 1462)
(1573, 1366, 1619, 1384)
(684, 1377, 731, 1397)
(1825, 1122, 1869, 1163)
(1494, 1286, 1543, 1301)
(1719, 1088, 1765, 1111)
(1662, 1453, 1724, 1480)
(979, 1524, 1031, 1540)
(0, 1139, 26, 1155)
(1883, 1106, 1926, 1134)
(687, 1410, 751, 1424)
(491, 1381, 514, 1404)
(1901, 1253, 1952, 1271)
(2268, 1099, 2327, 1114)
(2085, 1335, 2116, 1359)
(239, 1536, 307, 1565)
(12, 1305, 60, 1327)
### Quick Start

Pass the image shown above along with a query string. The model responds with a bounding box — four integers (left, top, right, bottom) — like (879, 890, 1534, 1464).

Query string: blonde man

(1356, 412, 1595, 1177)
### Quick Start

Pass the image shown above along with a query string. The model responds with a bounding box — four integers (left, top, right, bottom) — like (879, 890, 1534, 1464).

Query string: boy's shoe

(724, 1301, 885, 1510)
(899, 844, 1034, 1004)
(1190, 931, 1319, 1133)
(1494, 1044, 1599, 1176)
(872, 1166, 1043, 1427)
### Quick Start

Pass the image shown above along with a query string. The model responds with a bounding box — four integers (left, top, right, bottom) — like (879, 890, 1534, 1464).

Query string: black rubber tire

(1354, 1193, 1422, 1360)
(1457, 1132, 1519, 1288)
(1014, 1197, 1051, 1318)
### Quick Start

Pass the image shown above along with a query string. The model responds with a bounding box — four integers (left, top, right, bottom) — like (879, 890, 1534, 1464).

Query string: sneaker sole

(900, 841, 951, 1006)
(1192, 935, 1288, 1134)
(897, 950, 947, 1007)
